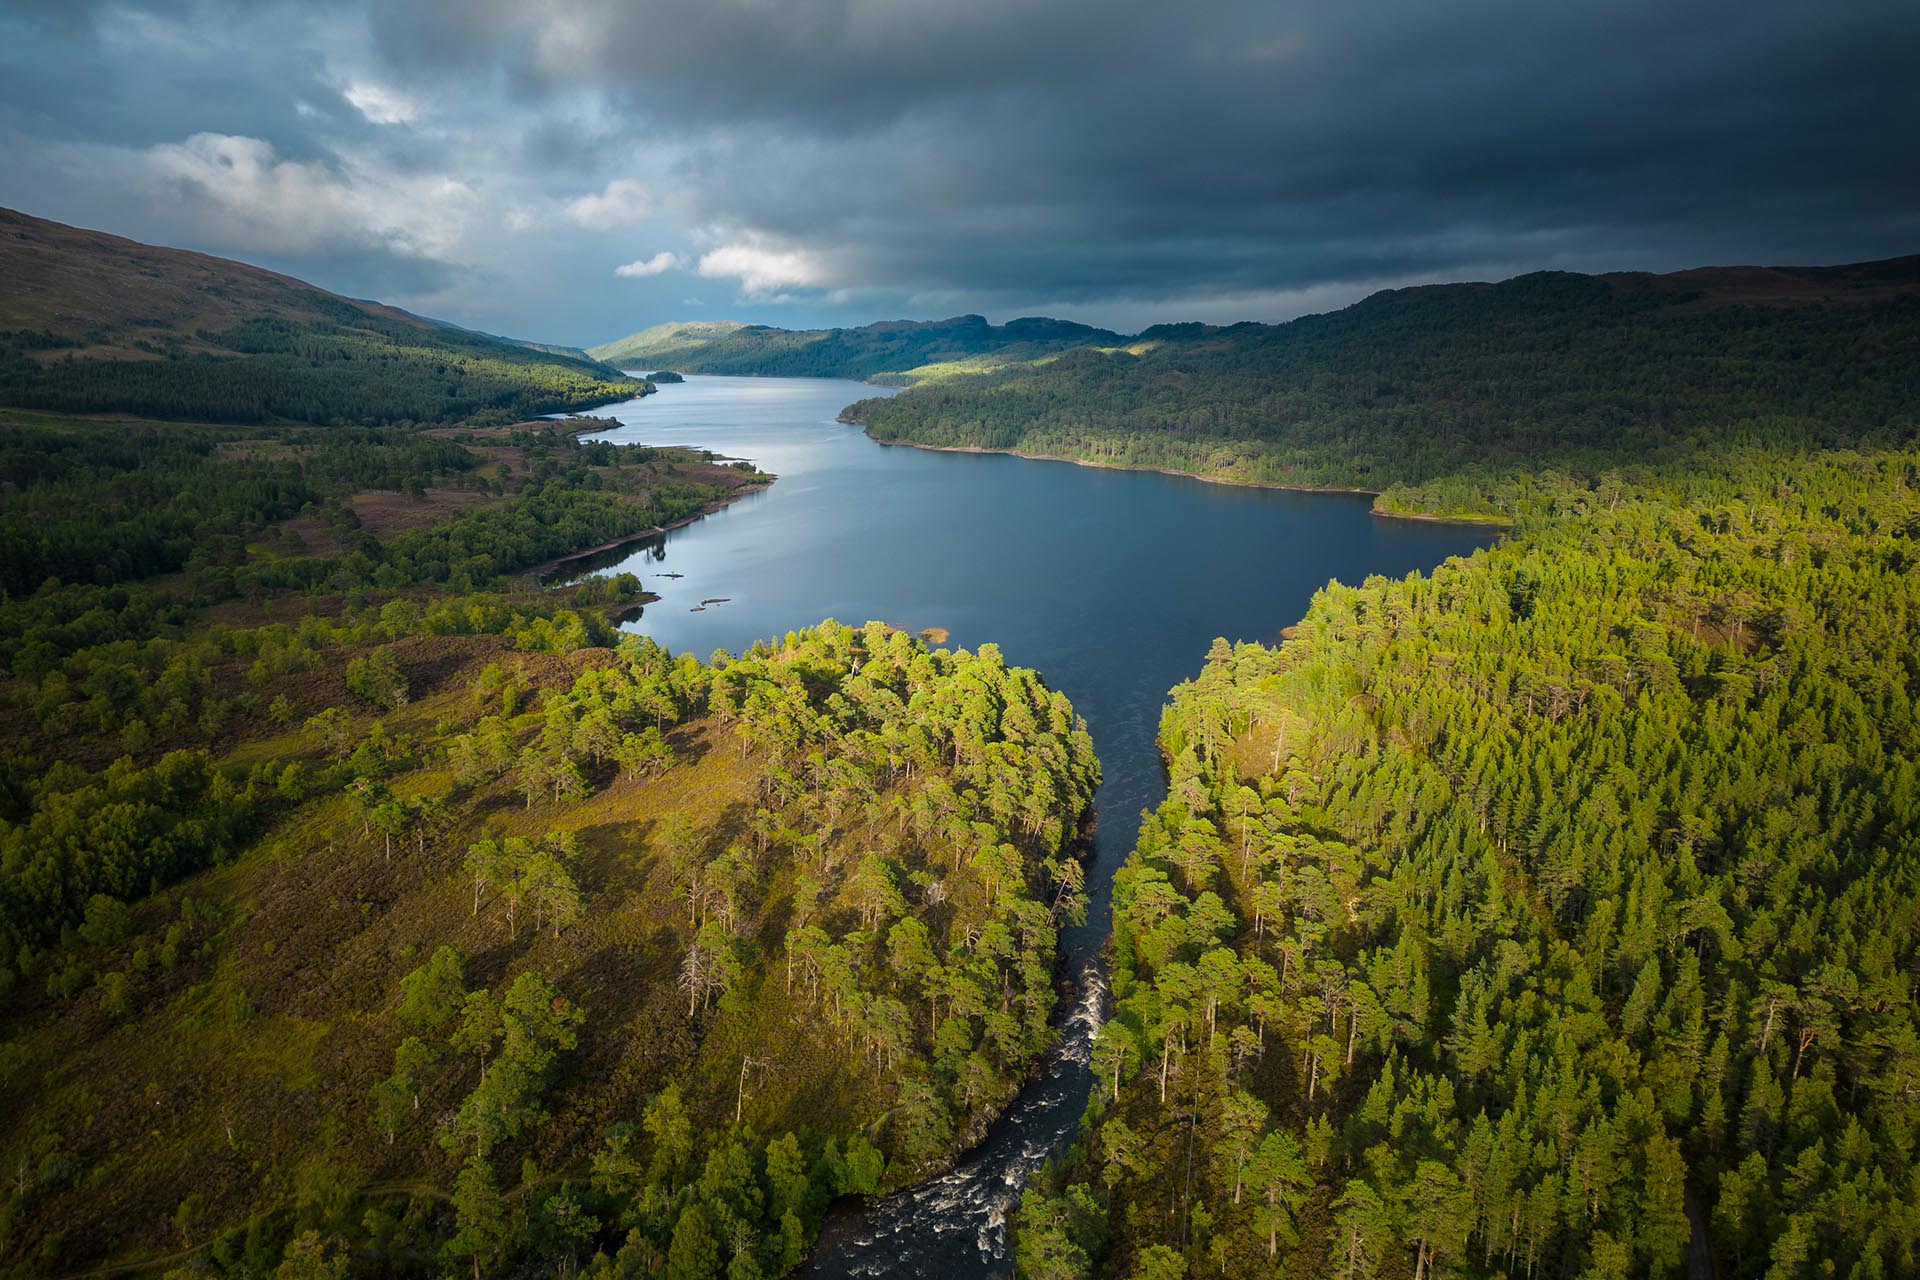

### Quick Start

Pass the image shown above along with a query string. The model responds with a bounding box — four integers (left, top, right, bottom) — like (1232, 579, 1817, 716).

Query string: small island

(645, 369, 686, 383)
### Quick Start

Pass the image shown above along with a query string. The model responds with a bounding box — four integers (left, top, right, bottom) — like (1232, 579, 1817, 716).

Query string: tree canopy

(1020, 448, 1920, 1278)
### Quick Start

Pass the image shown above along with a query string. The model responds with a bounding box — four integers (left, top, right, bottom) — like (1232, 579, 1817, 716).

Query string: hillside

(845, 258, 1920, 519)
(590, 322, 751, 370)
(0, 208, 642, 425)
(0, 395, 1100, 1275)
(375, 304, 602, 363)
(590, 314, 1124, 381)
(9, 217, 1919, 1280)
(1018, 447, 1920, 1280)
(0, 206, 1108, 1280)
(990, 252, 1920, 1279)
(0, 619, 1098, 1277)
(1599, 254, 1920, 307)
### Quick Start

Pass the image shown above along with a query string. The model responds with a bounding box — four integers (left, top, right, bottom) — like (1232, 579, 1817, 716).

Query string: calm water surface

(571, 376, 1494, 1277)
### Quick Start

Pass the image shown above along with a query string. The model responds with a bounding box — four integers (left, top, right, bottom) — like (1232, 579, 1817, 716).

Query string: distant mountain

(846, 257, 1920, 517)
(1597, 253, 1920, 307)
(590, 314, 1125, 381)
(0, 207, 641, 425)
(591, 320, 751, 370)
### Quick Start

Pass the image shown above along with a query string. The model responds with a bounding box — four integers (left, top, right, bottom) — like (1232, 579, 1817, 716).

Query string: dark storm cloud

(359, 0, 1920, 320)
(2, 2, 345, 156)
(2, 0, 1917, 342)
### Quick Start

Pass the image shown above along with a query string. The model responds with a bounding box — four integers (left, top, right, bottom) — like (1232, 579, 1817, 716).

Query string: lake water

(572, 375, 1495, 1277)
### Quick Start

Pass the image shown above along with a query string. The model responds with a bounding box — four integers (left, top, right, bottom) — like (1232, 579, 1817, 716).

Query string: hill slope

(0, 619, 1098, 1277)
(589, 321, 752, 370)
(372, 303, 603, 363)
(983, 255, 1920, 1280)
(0, 208, 642, 425)
(590, 314, 1124, 380)
(0, 394, 1098, 1276)
(1018, 446, 1920, 1280)
(845, 259, 1920, 518)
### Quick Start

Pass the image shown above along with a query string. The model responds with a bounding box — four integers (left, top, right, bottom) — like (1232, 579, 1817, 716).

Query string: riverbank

(853, 432, 1514, 529)
(425, 412, 630, 443)
(530, 476, 773, 581)
(509, 373, 1498, 1279)
(1370, 506, 1517, 528)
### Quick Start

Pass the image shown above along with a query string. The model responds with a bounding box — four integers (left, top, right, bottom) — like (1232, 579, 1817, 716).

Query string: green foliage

(577, 623, 1101, 1167)
(1128, 1244, 1187, 1280)
(0, 750, 254, 955)
(0, 415, 736, 780)
(0, 296, 640, 427)
(1015, 1182, 1108, 1280)
(1054, 449, 1920, 1278)
(6, 416, 727, 639)
(387, 624, 1092, 1272)
(76, 894, 131, 948)
(850, 278, 1920, 519)
(463, 833, 581, 938)
(50, 619, 1102, 1280)
(94, 970, 131, 1019)
(664, 1203, 720, 1280)
(273, 1229, 349, 1280)
(397, 945, 466, 1030)
(444, 1154, 508, 1278)
(438, 971, 585, 1159)
(343, 647, 408, 710)
(0, 418, 466, 597)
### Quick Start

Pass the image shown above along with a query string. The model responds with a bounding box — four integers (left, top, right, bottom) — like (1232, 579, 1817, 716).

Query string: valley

(0, 211, 1914, 1280)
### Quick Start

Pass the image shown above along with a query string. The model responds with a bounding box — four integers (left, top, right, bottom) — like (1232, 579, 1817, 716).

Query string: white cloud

(696, 239, 831, 296)
(342, 81, 420, 126)
(564, 178, 652, 229)
(138, 132, 473, 259)
(614, 251, 682, 278)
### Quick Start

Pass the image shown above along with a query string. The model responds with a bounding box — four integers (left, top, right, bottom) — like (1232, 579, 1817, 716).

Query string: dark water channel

(566, 376, 1495, 1277)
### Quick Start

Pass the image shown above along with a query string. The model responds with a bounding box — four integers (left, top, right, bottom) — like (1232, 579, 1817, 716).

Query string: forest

(0, 411, 764, 686)
(1012, 447, 1920, 1279)
(0, 611, 1099, 1277)
(5, 211, 1920, 1280)
(0, 303, 643, 427)
(0, 405, 1102, 1277)
(845, 270, 1920, 519)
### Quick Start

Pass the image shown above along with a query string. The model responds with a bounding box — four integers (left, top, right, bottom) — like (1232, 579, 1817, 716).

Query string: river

(567, 375, 1495, 1277)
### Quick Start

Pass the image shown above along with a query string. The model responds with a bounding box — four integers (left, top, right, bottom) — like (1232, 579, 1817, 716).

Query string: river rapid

(566, 375, 1495, 1277)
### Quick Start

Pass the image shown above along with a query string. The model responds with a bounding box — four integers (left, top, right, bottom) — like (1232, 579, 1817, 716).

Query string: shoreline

(530, 478, 773, 581)
(1370, 506, 1516, 528)
(855, 432, 1514, 528)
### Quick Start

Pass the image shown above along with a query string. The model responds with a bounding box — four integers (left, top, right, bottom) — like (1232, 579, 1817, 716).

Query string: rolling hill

(589, 313, 1124, 381)
(844, 257, 1920, 518)
(1005, 261, 1920, 1280)
(0, 207, 642, 425)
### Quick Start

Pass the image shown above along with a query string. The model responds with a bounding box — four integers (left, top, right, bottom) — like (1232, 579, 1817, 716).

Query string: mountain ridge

(0, 207, 640, 425)
(593, 253, 1920, 383)
(842, 257, 1920, 519)
(589, 312, 1125, 380)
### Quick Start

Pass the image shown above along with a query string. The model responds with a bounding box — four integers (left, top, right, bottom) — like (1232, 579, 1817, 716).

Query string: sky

(3, 1, 1917, 348)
